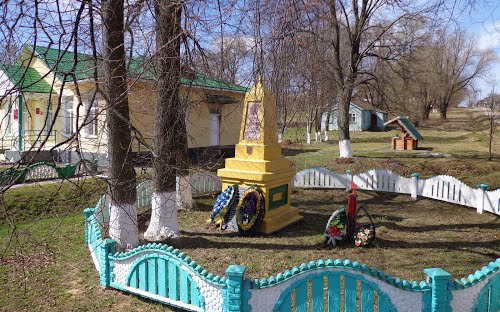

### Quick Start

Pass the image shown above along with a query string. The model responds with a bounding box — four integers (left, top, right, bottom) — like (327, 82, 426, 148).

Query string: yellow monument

(217, 77, 302, 233)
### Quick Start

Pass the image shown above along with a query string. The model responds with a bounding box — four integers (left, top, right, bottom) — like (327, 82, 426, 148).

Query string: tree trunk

(176, 110, 192, 210)
(421, 100, 433, 121)
(338, 87, 353, 158)
(102, 0, 139, 249)
(306, 124, 311, 144)
(439, 102, 448, 120)
(324, 111, 330, 141)
(144, 0, 184, 241)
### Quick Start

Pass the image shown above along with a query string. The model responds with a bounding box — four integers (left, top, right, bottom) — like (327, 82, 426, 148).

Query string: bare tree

(485, 89, 498, 161)
(144, 0, 185, 240)
(326, 0, 422, 157)
(432, 29, 495, 119)
(102, 0, 139, 249)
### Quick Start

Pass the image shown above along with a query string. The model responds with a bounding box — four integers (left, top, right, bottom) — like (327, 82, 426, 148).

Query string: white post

(476, 184, 489, 214)
(278, 133, 283, 143)
(346, 169, 353, 191)
(411, 173, 420, 200)
(324, 131, 329, 141)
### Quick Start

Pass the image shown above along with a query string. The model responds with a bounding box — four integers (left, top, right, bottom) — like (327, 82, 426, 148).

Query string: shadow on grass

(355, 154, 500, 160)
(376, 219, 500, 232)
(282, 148, 321, 156)
(374, 238, 500, 258)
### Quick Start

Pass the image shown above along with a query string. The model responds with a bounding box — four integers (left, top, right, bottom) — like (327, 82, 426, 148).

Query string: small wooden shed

(384, 116, 423, 150)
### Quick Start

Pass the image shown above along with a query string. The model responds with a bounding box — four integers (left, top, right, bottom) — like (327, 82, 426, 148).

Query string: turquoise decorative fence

(84, 206, 499, 312)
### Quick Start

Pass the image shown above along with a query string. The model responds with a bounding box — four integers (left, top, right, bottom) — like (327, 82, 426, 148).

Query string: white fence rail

(293, 167, 500, 216)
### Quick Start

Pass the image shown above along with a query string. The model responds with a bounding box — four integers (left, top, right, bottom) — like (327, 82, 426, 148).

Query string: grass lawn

(0, 108, 499, 311)
(284, 108, 500, 189)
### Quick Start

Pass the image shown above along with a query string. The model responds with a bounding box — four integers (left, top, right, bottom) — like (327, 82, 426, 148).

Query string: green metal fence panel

(311, 276, 324, 312)
(327, 274, 341, 312)
(83, 206, 500, 312)
(344, 276, 357, 312)
(295, 282, 307, 312)
(169, 260, 179, 301)
(360, 283, 374, 312)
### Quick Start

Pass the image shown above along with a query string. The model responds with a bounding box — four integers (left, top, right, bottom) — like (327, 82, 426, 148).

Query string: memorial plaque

(244, 101, 261, 141)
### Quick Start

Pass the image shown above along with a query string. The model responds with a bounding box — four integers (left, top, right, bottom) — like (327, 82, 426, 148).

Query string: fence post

(99, 238, 116, 287)
(476, 184, 489, 214)
(423, 267, 452, 312)
(411, 173, 420, 200)
(83, 208, 94, 246)
(346, 169, 353, 191)
(224, 265, 248, 312)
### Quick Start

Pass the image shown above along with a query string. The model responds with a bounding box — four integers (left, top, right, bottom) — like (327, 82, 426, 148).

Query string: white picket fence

(190, 172, 222, 197)
(293, 168, 500, 216)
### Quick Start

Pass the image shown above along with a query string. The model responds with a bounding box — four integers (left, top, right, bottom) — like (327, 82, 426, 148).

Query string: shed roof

(0, 64, 53, 94)
(28, 45, 248, 93)
(384, 116, 423, 140)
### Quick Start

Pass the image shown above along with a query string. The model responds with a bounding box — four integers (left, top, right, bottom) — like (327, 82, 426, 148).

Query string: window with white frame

(86, 95, 98, 136)
(62, 96, 74, 135)
(349, 113, 356, 123)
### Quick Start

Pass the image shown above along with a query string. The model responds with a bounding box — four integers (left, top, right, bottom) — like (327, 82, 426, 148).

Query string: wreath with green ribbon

(211, 185, 238, 225)
(236, 186, 264, 232)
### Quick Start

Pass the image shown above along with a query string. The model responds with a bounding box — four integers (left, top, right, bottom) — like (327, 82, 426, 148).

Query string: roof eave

(65, 77, 248, 94)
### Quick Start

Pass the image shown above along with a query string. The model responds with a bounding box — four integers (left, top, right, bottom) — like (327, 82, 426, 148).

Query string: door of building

(210, 113, 220, 146)
(370, 113, 378, 128)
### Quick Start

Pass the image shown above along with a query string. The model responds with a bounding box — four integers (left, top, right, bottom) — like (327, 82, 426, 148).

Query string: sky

(455, 1, 500, 97)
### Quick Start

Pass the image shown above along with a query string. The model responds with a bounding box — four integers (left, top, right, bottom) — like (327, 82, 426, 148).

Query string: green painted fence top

(477, 184, 489, 191)
(423, 268, 451, 279)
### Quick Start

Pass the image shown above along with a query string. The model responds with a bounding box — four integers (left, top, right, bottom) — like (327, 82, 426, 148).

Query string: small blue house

(321, 101, 387, 131)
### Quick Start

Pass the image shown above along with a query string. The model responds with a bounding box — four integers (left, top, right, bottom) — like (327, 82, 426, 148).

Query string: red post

(347, 184, 357, 229)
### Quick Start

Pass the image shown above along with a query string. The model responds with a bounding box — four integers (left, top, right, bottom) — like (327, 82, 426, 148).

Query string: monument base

(255, 205, 303, 234)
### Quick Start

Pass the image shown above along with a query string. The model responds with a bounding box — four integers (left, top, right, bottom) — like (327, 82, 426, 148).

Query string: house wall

(1, 48, 245, 158)
(375, 111, 386, 129)
(321, 106, 386, 132)
(126, 82, 243, 150)
(72, 81, 244, 153)
(322, 106, 364, 131)
(0, 92, 61, 151)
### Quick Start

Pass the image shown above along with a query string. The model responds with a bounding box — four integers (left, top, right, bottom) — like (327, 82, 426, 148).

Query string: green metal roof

(181, 75, 248, 93)
(30, 45, 98, 81)
(384, 116, 423, 140)
(29, 45, 248, 93)
(0, 64, 53, 94)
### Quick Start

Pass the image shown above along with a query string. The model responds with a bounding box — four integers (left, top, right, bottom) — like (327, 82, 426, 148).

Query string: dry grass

(167, 189, 500, 282)
(283, 108, 500, 189)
